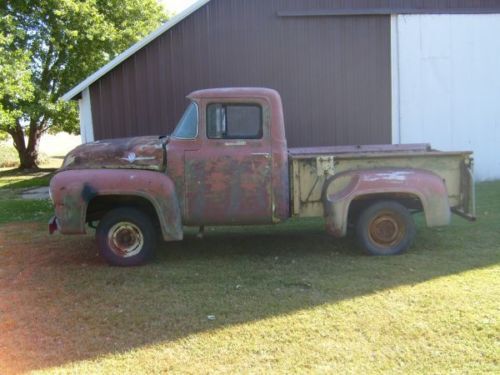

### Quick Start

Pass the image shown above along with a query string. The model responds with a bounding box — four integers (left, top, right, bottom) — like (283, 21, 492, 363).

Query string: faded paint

(323, 168, 452, 237)
(62, 136, 166, 171)
(288, 143, 432, 157)
(290, 146, 473, 218)
(167, 88, 290, 225)
(361, 171, 413, 182)
(50, 169, 182, 241)
(50, 87, 474, 248)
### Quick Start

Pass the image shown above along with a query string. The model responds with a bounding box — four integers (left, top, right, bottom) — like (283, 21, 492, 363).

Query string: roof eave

(61, 0, 211, 101)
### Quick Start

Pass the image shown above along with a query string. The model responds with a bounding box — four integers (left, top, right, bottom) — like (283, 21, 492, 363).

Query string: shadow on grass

(0, 201, 499, 373)
(0, 168, 56, 190)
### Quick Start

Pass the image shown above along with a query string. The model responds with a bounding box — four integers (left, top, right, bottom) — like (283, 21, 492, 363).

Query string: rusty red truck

(49, 88, 475, 266)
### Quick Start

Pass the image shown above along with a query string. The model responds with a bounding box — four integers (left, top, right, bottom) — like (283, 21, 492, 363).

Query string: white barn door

(392, 14, 500, 181)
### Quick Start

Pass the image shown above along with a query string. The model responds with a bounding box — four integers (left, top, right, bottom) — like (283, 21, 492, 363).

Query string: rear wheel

(96, 207, 156, 266)
(356, 201, 416, 256)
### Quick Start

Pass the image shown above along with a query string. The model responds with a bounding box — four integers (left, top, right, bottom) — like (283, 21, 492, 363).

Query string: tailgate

(451, 158, 476, 221)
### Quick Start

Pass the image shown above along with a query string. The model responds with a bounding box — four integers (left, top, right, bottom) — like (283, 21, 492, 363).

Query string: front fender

(323, 168, 451, 237)
(50, 169, 182, 241)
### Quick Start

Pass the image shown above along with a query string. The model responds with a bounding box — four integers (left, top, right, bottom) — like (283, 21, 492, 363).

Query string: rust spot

(62, 136, 167, 172)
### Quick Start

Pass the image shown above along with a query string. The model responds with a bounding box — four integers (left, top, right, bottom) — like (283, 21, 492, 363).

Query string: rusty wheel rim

(107, 222, 144, 258)
(368, 211, 406, 250)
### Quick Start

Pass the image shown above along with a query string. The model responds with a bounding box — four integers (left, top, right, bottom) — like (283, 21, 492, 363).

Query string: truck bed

(288, 143, 474, 219)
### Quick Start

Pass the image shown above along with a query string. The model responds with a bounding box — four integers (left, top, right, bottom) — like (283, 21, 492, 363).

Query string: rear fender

(323, 168, 451, 237)
(50, 169, 183, 241)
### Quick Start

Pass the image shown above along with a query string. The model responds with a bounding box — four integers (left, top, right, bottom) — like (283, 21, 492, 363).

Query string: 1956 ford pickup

(49, 88, 475, 266)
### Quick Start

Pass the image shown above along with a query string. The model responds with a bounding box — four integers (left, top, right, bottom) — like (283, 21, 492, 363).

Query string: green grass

(0, 182, 498, 374)
(0, 168, 55, 190)
(0, 144, 63, 191)
(0, 168, 54, 222)
(0, 199, 53, 223)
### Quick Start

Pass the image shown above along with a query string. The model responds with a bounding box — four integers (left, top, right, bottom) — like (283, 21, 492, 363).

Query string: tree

(0, 0, 167, 169)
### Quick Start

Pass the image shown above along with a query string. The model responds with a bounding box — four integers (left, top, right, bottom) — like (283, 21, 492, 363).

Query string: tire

(356, 201, 416, 256)
(96, 207, 157, 266)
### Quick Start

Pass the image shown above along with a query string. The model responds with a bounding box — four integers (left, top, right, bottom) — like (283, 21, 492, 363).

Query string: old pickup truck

(49, 88, 475, 266)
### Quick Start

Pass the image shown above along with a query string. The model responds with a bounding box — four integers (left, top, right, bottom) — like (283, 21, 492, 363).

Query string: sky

(159, 0, 198, 14)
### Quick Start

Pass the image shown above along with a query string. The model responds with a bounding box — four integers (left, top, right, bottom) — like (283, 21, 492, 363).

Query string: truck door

(184, 101, 273, 225)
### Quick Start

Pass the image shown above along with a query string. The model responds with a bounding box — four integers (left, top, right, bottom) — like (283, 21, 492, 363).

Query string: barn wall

(394, 14, 500, 180)
(89, 0, 392, 147)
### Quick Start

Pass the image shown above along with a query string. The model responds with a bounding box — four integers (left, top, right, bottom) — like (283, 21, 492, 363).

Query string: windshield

(172, 102, 198, 139)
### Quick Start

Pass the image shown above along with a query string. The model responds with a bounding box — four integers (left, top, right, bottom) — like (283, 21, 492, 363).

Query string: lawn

(0, 133, 75, 191)
(0, 168, 54, 190)
(0, 169, 54, 219)
(0, 181, 498, 374)
(0, 134, 63, 209)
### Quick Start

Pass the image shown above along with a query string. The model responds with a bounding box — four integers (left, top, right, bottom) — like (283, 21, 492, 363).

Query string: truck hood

(61, 136, 167, 171)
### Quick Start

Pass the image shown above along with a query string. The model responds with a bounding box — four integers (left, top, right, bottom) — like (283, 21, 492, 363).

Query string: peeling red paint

(62, 136, 166, 171)
(323, 168, 453, 237)
(50, 169, 182, 241)
(166, 88, 290, 226)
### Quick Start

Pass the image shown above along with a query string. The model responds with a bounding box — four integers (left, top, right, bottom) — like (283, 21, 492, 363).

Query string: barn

(62, 0, 500, 180)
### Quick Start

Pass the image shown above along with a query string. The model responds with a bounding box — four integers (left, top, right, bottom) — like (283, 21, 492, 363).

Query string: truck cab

(165, 88, 290, 226)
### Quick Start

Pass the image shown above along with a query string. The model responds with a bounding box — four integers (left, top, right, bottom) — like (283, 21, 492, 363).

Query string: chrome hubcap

(107, 222, 144, 258)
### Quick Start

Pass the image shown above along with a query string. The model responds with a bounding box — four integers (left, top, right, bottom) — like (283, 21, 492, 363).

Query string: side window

(172, 103, 198, 139)
(207, 104, 262, 139)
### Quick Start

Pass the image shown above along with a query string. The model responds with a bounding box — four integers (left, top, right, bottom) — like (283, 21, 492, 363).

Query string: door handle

(251, 153, 271, 159)
(224, 140, 247, 146)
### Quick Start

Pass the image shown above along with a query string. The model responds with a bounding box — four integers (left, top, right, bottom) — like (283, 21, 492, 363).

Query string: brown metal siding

(278, 0, 500, 15)
(88, 0, 500, 146)
(280, 0, 500, 12)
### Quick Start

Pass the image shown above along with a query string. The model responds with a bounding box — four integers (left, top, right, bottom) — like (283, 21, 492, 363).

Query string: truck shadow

(0, 216, 498, 373)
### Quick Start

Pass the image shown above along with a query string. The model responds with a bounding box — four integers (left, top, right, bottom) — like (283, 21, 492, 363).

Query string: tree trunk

(9, 121, 42, 170)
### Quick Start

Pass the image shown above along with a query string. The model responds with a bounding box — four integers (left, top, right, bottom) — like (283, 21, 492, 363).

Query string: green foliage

(0, 14, 33, 132)
(0, 0, 167, 167)
(0, 130, 9, 140)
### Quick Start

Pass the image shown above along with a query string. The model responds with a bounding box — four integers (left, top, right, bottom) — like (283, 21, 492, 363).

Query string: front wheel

(356, 201, 416, 256)
(96, 207, 157, 266)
